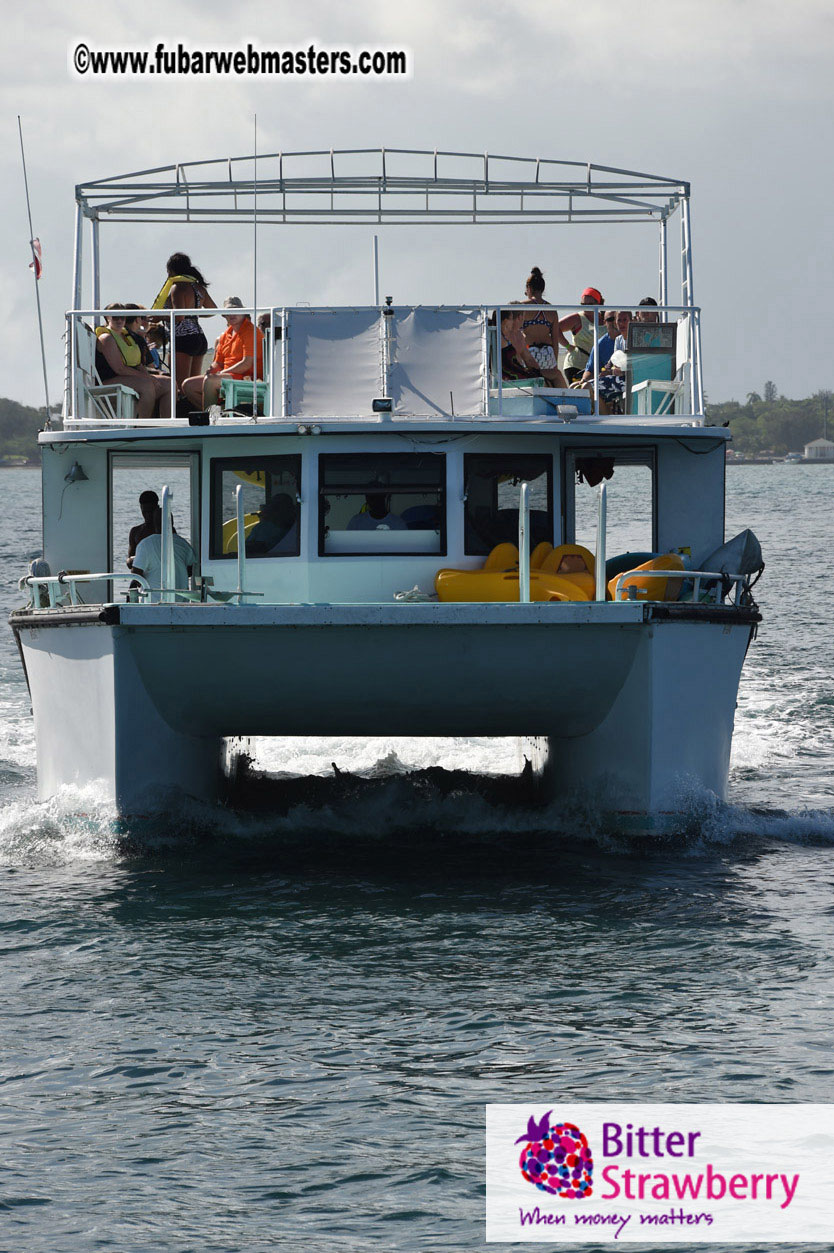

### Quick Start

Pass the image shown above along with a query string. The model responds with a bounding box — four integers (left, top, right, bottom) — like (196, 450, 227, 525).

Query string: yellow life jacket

(95, 325, 141, 368)
(151, 274, 197, 310)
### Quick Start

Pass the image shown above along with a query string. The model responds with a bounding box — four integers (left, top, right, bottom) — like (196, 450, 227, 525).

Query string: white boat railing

(18, 568, 752, 611)
(63, 302, 703, 427)
(611, 568, 751, 606)
(67, 306, 271, 428)
(20, 571, 149, 608)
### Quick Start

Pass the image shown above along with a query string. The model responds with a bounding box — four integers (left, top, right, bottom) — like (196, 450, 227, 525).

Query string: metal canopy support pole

(680, 196, 703, 416)
(67, 203, 85, 419)
(659, 216, 668, 308)
(372, 234, 379, 304)
(72, 204, 84, 311)
(90, 217, 100, 325)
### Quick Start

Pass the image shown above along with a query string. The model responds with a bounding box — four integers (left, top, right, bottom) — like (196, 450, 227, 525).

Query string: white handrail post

(518, 480, 531, 603)
(497, 306, 504, 417)
(235, 484, 247, 603)
(160, 484, 174, 603)
(169, 309, 177, 421)
(595, 482, 607, 601)
(593, 307, 600, 417)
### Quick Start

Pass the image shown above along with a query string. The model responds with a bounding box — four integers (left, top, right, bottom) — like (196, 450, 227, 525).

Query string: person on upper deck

(181, 297, 265, 410)
(499, 268, 568, 386)
(635, 295, 660, 323)
(124, 305, 166, 372)
(95, 304, 171, 420)
(152, 253, 216, 397)
(513, 267, 568, 387)
(559, 287, 605, 383)
(574, 310, 628, 413)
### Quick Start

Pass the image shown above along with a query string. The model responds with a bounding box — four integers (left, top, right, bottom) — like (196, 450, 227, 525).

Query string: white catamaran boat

(11, 150, 762, 832)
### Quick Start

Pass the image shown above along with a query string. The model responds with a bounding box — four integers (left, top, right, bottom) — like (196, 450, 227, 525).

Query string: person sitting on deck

(181, 297, 265, 410)
(95, 304, 171, 420)
(509, 267, 568, 387)
(559, 287, 605, 383)
(347, 493, 407, 531)
(636, 295, 660, 323)
(129, 507, 198, 600)
(124, 306, 165, 372)
(500, 307, 544, 382)
(246, 493, 298, 555)
(577, 310, 628, 413)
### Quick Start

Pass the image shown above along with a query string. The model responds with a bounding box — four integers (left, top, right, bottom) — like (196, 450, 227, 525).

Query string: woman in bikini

(501, 267, 568, 387)
(153, 253, 217, 397)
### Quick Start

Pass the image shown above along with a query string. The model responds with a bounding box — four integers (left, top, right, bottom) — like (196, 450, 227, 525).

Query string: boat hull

(11, 601, 757, 825)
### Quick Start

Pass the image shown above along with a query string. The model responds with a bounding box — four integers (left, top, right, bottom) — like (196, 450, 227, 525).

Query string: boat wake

(0, 737, 831, 869)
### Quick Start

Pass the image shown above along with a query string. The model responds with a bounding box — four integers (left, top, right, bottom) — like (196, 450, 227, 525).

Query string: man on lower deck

(181, 296, 264, 410)
(130, 508, 198, 600)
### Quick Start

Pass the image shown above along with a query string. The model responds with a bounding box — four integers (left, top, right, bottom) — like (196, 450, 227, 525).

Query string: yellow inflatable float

(607, 554, 685, 601)
(435, 542, 596, 603)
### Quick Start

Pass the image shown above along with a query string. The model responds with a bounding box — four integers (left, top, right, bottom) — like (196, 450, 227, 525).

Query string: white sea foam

(0, 745, 831, 869)
(0, 781, 122, 866)
(249, 734, 521, 778)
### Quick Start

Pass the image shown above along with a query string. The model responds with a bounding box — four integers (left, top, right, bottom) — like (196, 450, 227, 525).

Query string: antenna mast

(18, 116, 51, 428)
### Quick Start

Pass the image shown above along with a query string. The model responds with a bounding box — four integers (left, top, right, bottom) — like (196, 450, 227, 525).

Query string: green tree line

(707, 385, 833, 455)
(0, 397, 48, 463)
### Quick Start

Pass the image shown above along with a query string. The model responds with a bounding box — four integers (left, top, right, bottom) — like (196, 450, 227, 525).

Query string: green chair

(220, 378, 269, 413)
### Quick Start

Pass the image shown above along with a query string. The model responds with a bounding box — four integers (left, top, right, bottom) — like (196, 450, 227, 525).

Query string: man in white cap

(181, 296, 264, 409)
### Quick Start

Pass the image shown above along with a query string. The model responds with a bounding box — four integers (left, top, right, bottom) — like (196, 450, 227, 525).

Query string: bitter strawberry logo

(516, 1111, 593, 1198)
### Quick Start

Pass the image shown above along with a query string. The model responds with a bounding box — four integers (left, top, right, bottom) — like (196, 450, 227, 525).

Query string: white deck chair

(75, 321, 139, 421)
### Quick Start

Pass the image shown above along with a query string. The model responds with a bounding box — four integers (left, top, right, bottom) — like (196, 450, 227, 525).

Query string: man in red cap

(559, 287, 605, 383)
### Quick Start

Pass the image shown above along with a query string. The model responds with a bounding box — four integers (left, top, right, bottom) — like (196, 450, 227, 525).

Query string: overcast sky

(3, 0, 833, 409)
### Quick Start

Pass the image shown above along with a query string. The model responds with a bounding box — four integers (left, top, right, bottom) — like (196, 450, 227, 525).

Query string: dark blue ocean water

(1, 466, 833, 1251)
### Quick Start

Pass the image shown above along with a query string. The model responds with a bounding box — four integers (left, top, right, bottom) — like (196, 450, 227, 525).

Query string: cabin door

(109, 452, 200, 590)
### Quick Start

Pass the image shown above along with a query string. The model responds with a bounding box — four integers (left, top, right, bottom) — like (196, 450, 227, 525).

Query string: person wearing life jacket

(95, 304, 171, 419)
(151, 252, 216, 397)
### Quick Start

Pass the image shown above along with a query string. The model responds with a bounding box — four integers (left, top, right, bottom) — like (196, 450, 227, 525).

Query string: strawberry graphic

(516, 1114, 593, 1198)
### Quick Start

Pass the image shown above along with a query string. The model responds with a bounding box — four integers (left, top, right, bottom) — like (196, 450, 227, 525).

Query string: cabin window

(210, 456, 301, 559)
(463, 454, 553, 555)
(318, 453, 446, 556)
(564, 448, 656, 558)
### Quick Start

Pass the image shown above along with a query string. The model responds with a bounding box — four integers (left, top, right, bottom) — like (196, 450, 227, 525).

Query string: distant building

(803, 437, 834, 462)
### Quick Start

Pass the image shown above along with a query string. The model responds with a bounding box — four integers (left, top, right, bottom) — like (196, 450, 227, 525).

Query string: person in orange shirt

(182, 296, 264, 408)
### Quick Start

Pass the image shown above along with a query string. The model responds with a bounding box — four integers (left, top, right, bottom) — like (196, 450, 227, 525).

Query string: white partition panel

(286, 308, 383, 417)
(387, 307, 486, 418)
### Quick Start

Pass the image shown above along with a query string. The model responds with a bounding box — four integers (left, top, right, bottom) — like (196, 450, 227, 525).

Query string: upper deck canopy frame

(76, 148, 689, 227)
(73, 146, 697, 311)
